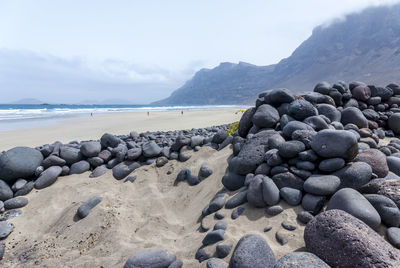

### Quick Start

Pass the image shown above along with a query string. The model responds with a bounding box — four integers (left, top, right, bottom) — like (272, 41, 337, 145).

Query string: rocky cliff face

(154, 4, 400, 105)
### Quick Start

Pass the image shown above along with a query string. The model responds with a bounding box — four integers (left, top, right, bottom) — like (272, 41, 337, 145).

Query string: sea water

(0, 104, 239, 130)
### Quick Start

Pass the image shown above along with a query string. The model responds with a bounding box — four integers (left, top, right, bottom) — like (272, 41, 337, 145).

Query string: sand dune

(2, 146, 304, 267)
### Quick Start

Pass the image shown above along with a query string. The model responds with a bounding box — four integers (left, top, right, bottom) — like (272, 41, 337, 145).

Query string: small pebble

(266, 205, 283, 216)
(214, 212, 224, 219)
(275, 231, 288, 245)
(216, 244, 232, 258)
(77, 196, 102, 219)
(195, 248, 210, 263)
(281, 221, 296, 231)
(231, 207, 245, 220)
(297, 211, 314, 224)
(263, 226, 272, 232)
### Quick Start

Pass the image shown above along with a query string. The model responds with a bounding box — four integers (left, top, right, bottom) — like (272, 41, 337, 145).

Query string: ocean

(0, 104, 239, 130)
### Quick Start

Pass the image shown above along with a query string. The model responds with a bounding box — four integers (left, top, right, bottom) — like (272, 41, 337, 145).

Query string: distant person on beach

(181, 110, 183, 115)
(147, 111, 150, 116)
(90, 112, 93, 117)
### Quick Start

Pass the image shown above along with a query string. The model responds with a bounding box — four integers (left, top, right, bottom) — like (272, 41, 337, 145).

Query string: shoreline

(0, 108, 243, 150)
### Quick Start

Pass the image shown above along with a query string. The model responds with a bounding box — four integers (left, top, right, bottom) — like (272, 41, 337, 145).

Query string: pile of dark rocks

(0, 124, 233, 259)
(189, 81, 400, 267)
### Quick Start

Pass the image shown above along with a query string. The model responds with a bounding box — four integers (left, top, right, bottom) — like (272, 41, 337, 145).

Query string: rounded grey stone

(310, 129, 358, 161)
(123, 249, 176, 268)
(327, 188, 381, 229)
(280, 187, 302, 206)
(0, 147, 43, 183)
(229, 234, 275, 268)
(304, 209, 400, 268)
(387, 227, 400, 249)
(69, 160, 90, 175)
(318, 158, 345, 172)
(77, 196, 102, 219)
(303, 175, 340, 195)
(80, 141, 101, 157)
(0, 221, 13, 239)
(4, 196, 28, 209)
(0, 180, 13, 201)
(34, 166, 62, 189)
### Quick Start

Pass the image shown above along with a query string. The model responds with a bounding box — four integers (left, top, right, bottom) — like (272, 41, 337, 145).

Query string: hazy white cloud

(0, 49, 201, 103)
(0, 0, 399, 103)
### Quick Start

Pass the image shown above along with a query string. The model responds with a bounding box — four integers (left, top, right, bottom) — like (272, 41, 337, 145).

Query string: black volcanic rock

(0, 147, 43, 183)
(304, 209, 400, 268)
(310, 129, 358, 160)
(229, 234, 275, 268)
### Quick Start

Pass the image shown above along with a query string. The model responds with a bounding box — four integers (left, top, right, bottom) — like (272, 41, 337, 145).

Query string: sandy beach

(0, 108, 306, 267)
(2, 146, 305, 268)
(0, 109, 243, 150)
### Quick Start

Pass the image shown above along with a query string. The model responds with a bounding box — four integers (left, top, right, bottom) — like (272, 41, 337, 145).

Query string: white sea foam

(0, 105, 240, 121)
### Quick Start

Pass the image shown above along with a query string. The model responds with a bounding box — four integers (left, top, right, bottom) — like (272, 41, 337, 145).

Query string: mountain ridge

(154, 4, 400, 105)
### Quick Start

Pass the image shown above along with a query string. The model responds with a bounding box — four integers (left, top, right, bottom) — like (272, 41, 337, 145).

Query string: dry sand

(0, 109, 243, 150)
(2, 146, 305, 268)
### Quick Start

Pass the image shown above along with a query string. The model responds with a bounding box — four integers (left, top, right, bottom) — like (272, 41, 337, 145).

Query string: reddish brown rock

(354, 149, 389, 178)
(304, 209, 400, 268)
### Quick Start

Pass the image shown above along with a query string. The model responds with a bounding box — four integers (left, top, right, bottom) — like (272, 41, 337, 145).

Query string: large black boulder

(334, 162, 372, 190)
(60, 146, 82, 165)
(142, 141, 162, 158)
(304, 209, 400, 268)
(0, 147, 43, 183)
(0, 180, 13, 201)
(42, 155, 66, 169)
(70, 160, 90, 174)
(341, 107, 368, 128)
(221, 172, 245, 191)
(278, 141, 305, 159)
(252, 104, 280, 128)
(263, 88, 295, 106)
(247, 175, 265, 207)
(327, 188, 381, 229)
(388, 113, 400, 135)
(316, 103, 341, 122)
(288, 100, 317, 121)
(369, 85, 393, 101)
(303, 175, 340, 196)
(80, 141, 101, 158)
(387, 156, 400, 177)
(34, 166, 63, 189)
(229, 234, 275, 268)
(100, 133, 120, 148)
(282, 121, 314, 138)
(232, 131, 275, 175)
(238, 107, 256, 138)
(364, 194, 400, 227)
(310, 129, 358, 161)
(272, 172, 304, 190)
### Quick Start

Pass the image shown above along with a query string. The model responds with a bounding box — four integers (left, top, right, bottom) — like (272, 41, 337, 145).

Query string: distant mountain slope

(10, 98, 44, 104)
(154, 4, 400, 105)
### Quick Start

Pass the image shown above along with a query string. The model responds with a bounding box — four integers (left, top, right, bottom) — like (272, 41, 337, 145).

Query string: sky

(0, 0, 399, 104)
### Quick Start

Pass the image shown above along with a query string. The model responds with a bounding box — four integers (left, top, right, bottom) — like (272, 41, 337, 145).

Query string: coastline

(0, 108, 243, 150)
